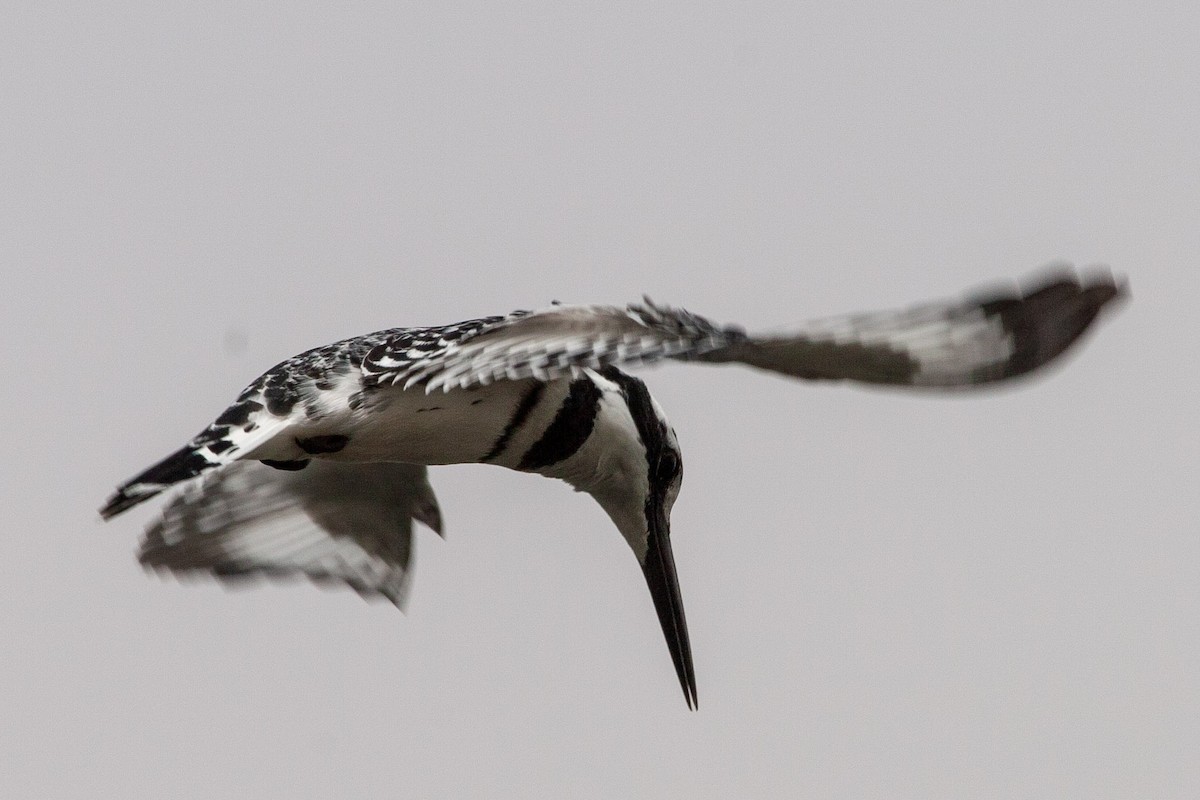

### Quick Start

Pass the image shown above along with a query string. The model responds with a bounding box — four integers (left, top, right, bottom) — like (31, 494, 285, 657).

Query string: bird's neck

(515, 373, 644, 486)
(517, 374, 651, 558)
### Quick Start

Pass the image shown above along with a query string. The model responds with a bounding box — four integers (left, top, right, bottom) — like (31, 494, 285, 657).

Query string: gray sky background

(3, 3, 1197, 798)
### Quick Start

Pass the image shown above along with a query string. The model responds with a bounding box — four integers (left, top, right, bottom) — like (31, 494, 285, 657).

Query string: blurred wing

(363, 267, 1124, 393)
(695, 268, 1126, 387)
(139, 460, 444, 608)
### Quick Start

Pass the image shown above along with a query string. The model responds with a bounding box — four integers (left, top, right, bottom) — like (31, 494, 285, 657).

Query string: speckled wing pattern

(99, 317, 511, 519)
(221, 314, 517, 422)
(361, 301, 744, 392)
(361, 268, 1125, 394)
(139, 460, 443, 607)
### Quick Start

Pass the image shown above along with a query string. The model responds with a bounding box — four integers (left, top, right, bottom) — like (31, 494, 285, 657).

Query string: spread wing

(698, 268, 1127, 387)
(139, 460, 444, 608)
(361, 268, 1126, 393)
(360, 302, 734, 391)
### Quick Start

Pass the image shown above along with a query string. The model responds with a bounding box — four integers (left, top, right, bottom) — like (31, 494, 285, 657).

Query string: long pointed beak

(641, 508, 697, 709)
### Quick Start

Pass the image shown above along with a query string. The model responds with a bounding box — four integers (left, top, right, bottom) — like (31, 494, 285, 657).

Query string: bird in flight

(101, 268, 1125, 709)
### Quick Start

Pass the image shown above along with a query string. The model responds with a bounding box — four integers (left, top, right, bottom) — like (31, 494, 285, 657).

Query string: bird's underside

(101, 267, 1126, 708)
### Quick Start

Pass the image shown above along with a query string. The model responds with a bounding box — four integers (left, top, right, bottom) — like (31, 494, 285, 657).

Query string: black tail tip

(99, 491, 134, 521)
(99, 486, 158, 520)
(100, 444, 219, 521)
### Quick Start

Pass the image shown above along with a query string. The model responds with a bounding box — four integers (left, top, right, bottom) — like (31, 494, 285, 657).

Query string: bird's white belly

(329, 378, 559, 466)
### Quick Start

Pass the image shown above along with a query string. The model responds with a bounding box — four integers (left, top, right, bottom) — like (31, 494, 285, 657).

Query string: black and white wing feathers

(362, 268, 1125, 393)
(697, 267, 1126, 387)
(361, 302, 738, 391)
(139, 460, 443, 607)
(100, 316, 514, 520)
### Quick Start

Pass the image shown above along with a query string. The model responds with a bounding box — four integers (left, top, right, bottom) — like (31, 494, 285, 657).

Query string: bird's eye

(655, 451, 679, 483)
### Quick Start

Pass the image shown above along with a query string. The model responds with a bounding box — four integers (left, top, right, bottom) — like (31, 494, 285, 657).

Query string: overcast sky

(3, 3, 1197, 798)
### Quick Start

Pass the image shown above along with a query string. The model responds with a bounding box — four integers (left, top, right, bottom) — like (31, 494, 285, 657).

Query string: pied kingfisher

(101, 268, 1125, 708)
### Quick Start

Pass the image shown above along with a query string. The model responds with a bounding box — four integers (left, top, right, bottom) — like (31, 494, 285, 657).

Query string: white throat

(534, 371, 654, 559)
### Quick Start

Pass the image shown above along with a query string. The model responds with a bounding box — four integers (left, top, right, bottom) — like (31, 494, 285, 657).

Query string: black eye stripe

(597, 366, 681, 494)
(656, 450, 679, 481)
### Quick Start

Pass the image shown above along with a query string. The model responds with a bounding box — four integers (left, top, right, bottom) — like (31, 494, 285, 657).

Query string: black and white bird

(101, 268, 1125, 709)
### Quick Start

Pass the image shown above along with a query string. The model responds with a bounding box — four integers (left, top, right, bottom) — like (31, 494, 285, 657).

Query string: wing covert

(363, 301, 744, 392)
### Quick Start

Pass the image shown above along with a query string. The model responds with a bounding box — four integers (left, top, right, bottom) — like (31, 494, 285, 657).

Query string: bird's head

(583, 368, 696, 707)
(579, 370, 682, 561)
